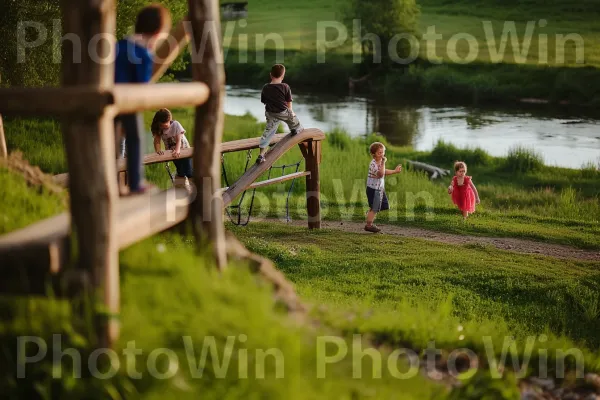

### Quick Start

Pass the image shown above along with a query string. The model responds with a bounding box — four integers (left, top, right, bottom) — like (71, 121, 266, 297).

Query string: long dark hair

(151, 108, 172, 136)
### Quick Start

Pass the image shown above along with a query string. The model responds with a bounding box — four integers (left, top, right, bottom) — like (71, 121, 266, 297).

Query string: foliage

(503, 146, 544, 174)
(340, 0, 420, 67)
(0, 0, 189, 87)
(0, 0, 61, 87)
(430, 140, 492, 168)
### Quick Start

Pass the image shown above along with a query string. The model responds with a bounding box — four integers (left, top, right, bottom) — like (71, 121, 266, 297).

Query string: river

(223, 85, 600, 169)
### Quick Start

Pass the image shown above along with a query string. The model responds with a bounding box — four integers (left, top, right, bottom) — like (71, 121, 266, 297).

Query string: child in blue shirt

(114, 4, 171, 194)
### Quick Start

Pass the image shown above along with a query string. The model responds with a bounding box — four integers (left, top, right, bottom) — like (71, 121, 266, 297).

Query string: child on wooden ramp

(114, 4, 171, 194)
(447, 161, 480, 220)
(256, 64, 304, 164)
(365, 142, 402, 233)
(151, 108, 193, 193)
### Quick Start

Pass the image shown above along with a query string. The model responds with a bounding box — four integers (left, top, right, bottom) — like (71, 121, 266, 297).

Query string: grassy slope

(0, 162, 66, 234)
(225, 0, 600, 67)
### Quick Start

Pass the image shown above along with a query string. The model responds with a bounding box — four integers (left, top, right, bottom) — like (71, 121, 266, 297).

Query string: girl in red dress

(448, 161, 480, 220)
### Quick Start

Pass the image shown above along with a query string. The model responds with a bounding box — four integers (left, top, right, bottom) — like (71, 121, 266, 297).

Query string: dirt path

(275, 219, 600, 262)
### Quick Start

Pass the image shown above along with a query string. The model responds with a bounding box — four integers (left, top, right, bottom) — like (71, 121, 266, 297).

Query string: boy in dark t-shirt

(256, 64, 304, 164)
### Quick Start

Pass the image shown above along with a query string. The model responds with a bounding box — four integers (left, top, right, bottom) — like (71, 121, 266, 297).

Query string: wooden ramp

(223, 128, 324, 206)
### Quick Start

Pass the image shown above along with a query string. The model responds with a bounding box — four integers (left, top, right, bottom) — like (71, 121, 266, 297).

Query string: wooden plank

(151, 16, 191, 83)
(60, 0, 119, 348)
(0, 114, 6, 158)
(116, 188, 190, 248)
(53, 131, 327, 186)
(222, 171, 310, 191)
(0, 86, 113, 117)
(188, 0, 228, 270)
(222, 128, 325, 207)
(0, 213, 70, 293)
(112, 82, 209, 114)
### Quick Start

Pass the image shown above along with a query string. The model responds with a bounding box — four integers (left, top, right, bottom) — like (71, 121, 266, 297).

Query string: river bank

(210, 50, 600, 109)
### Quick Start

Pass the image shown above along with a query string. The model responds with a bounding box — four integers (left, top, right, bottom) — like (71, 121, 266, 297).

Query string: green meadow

(223, 0, 600, 66)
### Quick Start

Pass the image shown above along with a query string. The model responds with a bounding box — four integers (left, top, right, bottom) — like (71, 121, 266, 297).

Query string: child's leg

(462, 210, 468, 219)
(122, 113, 144, 192)
(282, 109, 304, 134)
(173, 158, 193, 178)
(366, 209, 377, 225)
(258, 113, 280, 157)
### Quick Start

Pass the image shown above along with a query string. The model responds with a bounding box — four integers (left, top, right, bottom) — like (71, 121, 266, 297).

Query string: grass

(2, 198, 599, 397)
(0, 162, 66, 234)
(230, 222, 600, 350)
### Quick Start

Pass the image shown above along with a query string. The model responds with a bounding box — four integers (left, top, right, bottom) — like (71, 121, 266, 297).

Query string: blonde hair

(369, 142, 385, 155)
(454, 161, 467, 172)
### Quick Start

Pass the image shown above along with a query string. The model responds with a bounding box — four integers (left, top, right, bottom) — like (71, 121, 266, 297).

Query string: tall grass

(504, 145, 544, 174)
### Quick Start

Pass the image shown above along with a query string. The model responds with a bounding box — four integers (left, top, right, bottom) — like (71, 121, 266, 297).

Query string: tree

(342, 0, 420, 69)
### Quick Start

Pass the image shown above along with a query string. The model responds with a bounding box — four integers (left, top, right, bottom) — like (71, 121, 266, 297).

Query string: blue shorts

(366, 187, 389, 212)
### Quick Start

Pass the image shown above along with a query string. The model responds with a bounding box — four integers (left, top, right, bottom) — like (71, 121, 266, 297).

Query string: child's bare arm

(469, 180, 480, 203)
(173, 134, 182, 157)
(153, 135, 163, 155)
(385, 164, 402, 175)
(448, 180, 454, 194)
(376, 158, 386, 178)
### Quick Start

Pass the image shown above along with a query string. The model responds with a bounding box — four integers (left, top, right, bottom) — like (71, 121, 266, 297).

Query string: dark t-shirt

(261, 83, 292, 113)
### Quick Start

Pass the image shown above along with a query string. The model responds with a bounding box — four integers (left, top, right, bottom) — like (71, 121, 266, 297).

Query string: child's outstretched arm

(153, 135, 163, 155)
(469, 180, 480, 203)
(447, 180, 454, 194)
(384, 164, 402, 175)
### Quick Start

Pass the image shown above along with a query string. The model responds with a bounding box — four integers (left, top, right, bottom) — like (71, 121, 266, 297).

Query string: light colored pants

(259, 109, 303, 149)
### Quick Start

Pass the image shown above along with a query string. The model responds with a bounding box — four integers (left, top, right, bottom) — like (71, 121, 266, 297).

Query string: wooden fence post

(187, 0, 227, 270)
(0, 114, 6, 158)
(304, 140, 321, 229)
(60, 0, 120, 347)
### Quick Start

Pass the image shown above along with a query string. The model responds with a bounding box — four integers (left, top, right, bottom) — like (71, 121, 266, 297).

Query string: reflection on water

(224, 85, 600, 169)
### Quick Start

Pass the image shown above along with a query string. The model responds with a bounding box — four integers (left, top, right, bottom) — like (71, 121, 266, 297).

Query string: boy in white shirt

(365, 142, 402, 233)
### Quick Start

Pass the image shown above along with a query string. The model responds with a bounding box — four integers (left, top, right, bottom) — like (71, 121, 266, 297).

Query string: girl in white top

(151, 108, 193, 188)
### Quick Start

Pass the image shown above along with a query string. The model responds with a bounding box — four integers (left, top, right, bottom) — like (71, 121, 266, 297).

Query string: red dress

(451, 176, 476, 213)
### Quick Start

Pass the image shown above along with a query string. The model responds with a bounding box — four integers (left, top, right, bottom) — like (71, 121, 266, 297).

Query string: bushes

(503, 145, 544, 174)
(430, 140, 492, 168)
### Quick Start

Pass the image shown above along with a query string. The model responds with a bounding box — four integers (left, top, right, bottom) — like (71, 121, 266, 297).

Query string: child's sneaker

(256, 155, 266, 164)
(364, 224, 381, 233)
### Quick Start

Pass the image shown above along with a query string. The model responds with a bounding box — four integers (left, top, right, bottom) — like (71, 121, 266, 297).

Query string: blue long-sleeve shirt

(114, 38, 153, 83)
